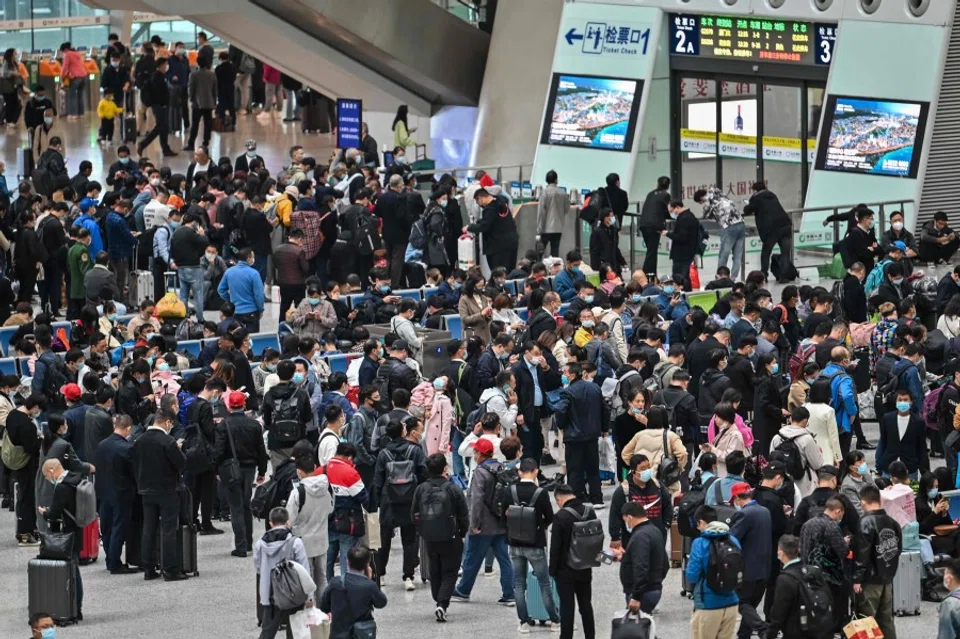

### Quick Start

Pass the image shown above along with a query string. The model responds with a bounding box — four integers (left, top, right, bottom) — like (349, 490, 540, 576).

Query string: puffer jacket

(698, 368, 732, 424)
(685, 521, 741, 610)
(287, 474, 334, 558)
(853, 508, 902, 585)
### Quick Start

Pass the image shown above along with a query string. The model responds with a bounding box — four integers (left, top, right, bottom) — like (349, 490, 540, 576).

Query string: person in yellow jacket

(391, 104, 417, 152)
(276, 185, 299, 228)
(97, 88, 124, 144)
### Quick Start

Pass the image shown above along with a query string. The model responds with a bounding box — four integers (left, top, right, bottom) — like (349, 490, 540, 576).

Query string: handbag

(39, 530, 75, 561)
(363, 511, 381, 550)
(219, 421, 242, 486)
(351, 619, 377, 639)
(843, 614, 884, 639)
(611, 610, 653, 639)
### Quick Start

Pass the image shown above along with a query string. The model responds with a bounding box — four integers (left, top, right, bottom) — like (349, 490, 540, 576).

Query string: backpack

(384, 447, 417, 505)
(175, 315, 204, 341)
(774, 434, 808, 481)
(506, 485, 543, 545)
(487, 463, 520, 524)
(609, 369, 639, 418)
(578, 187, 606, 225)
(878, 361, 915, 408)
(409, 216, 428, 251)
(593, 340, 615, 379)
(924, 384, 947, 431)
(269, 538, 311, 610)
(464, 397, 493, 434)
(563, 505, 604, 569)
(864, 259, 891, 296)
(354, 212, 382, 256)
(677, 476, 719, 538)
(251, 475, 290, 520)
(343, 409, 375, 461)
(40, 353, 68, 400)
(830, 280, 846, 320)
(652, 389, 685, 438)
(783, 565, 835, 636)
(182, 422, 213, 474)
(418, 483, 456, 543)
(711, 481, 737, 525)
(657, 430, 681, 486)
(706, 536, 744, 594)
(272, 393, 303, 446)
(372, 365, 392, 412)
(239, 53, 256, 74)
(65, 476, 97, 527)
(0, 428, 30, 470)
(789, 343, 818, 382)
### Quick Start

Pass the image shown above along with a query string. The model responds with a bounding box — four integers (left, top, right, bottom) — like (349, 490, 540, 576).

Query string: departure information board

(670, 14, 836, 66)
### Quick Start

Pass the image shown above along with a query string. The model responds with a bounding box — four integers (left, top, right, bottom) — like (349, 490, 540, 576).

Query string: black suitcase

(852, 346, 871, 393)
(156, 524, 199, 576)
(122, 115, 137, 143)
(29, 558, 78, 624)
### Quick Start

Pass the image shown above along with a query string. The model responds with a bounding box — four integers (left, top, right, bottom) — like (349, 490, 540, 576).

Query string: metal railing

(406, 163, 534, 187)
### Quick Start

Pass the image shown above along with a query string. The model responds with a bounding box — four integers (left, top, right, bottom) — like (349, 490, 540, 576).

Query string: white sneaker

(379, 576, 385, 588)
(404, 578, 416, 591)
(548, 621, 561, 633)
(517, 622, 531, 634)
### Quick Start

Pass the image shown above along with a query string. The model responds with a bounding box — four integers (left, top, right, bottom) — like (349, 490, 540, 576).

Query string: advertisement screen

(815, 96, 929, 178)
(540, 73, 644, 152)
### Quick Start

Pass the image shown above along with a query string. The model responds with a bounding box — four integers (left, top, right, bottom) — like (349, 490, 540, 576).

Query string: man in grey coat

(186, 58, 217, 150)
(452, 437, 516, 604)
(537, 170, 570, 258)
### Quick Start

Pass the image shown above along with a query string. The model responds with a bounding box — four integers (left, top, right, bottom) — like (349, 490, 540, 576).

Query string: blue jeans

(253, 255, 268, 284)
(451, 429, 465, 481)
(456, 532, 514, 598)
(718, 222, 746, 281)
(178, 266, 206, 317)
(326, 530, 361, 582)
(511, 546, 559, 623)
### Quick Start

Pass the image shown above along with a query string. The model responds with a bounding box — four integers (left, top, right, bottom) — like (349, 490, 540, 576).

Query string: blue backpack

(864, 258, 891, 296)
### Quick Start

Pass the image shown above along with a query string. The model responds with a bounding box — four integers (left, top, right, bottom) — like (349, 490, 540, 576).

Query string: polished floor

(0, 419, 943, 638)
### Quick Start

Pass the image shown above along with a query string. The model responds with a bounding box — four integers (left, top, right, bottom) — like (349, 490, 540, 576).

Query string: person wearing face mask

(419, 188, 451, 274)
(726, 482, 772, 639)
(609, 454, 672, 553)
(553, 250, 586, 303)
(6, 394, 46, 546)
(567, 280, 596, 320)
(876, 390, 928, 480)
(766, 534, 836, 639)
(169, 212, 211, 318)
(725, 334, 758, 418)
(292, 284, 337, 341)
(803, 379, 842, 467)
(939, 559, 960, 639)
(697, 348, 732, 429)
(654, 275, 690, 322)
(588, 208, 625, 272)
(180, 377, 222, 536)
(32, 108, 65, 161)
(512, 343, 561, 468)
(35, 411, 93, 530)
(663, 200, 701, 280)
(608, 500, 667, 618)
(131, 407, 188, 581)
(846, 207, 883, 271)
(94, 411, 138, 575)
(217, 248, 265, 333)
(37, 456, 86, 617)
(262, 360, 313, 468)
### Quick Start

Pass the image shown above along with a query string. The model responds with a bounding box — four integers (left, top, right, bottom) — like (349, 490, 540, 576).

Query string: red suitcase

(79, 518, 99, 564)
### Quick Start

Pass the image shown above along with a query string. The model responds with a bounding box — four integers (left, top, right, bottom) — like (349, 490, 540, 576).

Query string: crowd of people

(6, 30, 960, 639)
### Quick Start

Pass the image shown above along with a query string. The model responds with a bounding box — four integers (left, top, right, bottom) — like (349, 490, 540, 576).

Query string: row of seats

(0, 314, 139, 357)
(175, 333, 359, 376)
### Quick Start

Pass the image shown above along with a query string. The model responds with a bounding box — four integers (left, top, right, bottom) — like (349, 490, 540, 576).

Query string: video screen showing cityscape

(822, 97, 923, 177)
(544, 75, 640, 151)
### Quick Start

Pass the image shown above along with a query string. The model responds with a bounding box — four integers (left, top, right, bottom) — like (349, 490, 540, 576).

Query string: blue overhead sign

(336, 98, 362, 149)
(564, 22, 650, 56)
(815, 24, 837, 65)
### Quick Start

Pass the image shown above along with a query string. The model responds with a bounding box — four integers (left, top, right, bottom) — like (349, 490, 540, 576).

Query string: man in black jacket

(687, 324, 727, 399)
(725, 334, 757, 417)
(185, 378, 224, 536)
(375, 340, 419, 399)
(638, 176, 670, 276)
(654, 370, 700, 450)
(845, 208, 882, 271)
(549, 484, 597, 639)
(132, 407, 187, 581)
(793, 466, 860, 536)
(841, 262, 868, 323)
(467, 188, 519, 272)
(95, 413, 138, 574)
(213, 390, 269, 557)
(666, 200, 700, 280)
(730, 482, 773, 639)
(764, 534, 810, 639)
(853, 485, 902, 639)
(262, 360, 312, 467)
(938, 361, 960, 478)
(743, 182, 794, 282)
(319, 545, 388, 637)
(476, 334, 513, 391)
(753, 461, 790, 618)
(39, 458, 85, 615)
(7, 394, 45, 546)
(375, 174, 411, 289)
(170, 213, 211, 316)
(615, 500, 667, 614)
(136, 57, 177, 157)
(513, 343, 562, 467)
(412, 452, 469, 620)
(698, 349, 732, 426)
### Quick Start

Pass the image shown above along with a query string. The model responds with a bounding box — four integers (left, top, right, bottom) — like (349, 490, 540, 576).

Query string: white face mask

(892, 221, 904, 232)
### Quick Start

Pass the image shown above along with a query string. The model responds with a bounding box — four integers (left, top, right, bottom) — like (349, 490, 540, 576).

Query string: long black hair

(392, 105, 408, 131)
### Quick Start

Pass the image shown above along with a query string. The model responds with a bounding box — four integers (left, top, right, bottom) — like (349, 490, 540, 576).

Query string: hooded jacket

(685, 522, 741, 610)
(853, 508, 902, 585)
(770, 426, 823, 498)
(326, 456, 369, 524)
(288, 474, 334, 557)
(262, 381, 312, 450)
(697, 368, 732, 424)
(253, 526, 310, 603)
(743, 189, 791, 242)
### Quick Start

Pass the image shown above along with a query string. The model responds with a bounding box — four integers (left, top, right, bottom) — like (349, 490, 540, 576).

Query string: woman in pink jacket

(262, 64, 283, 112)
(59, 43, 88, 118)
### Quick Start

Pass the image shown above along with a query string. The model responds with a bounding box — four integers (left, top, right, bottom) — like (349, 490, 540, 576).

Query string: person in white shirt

(458, 412, 506, 481)
(475, 369, 519, 438)
(142, 189, 173, 230)
(317, 404, 345, 470)
(390, 299, 423, 364)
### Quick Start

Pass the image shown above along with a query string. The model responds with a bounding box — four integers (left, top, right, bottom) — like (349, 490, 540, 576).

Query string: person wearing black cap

(375, 339, 418, 400)
(793, 465, 860, 537)
(752, 459, 791, 617)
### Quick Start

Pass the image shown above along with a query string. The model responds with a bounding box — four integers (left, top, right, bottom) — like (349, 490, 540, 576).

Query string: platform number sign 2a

(672, 15, 700, 56)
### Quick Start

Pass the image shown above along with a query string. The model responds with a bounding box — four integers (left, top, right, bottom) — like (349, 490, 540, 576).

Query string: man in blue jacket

(655, 275, 690, 321)
(729, 482, 772, 639)
(73, 197, 103, 257)
(218, 247, 265, 332)
(822, 346, 858, 452)
(686, 505, 741, 639)
(554, 361, 608, 508)
(105, 198, 136, 303)
(553, 249, 585, 302)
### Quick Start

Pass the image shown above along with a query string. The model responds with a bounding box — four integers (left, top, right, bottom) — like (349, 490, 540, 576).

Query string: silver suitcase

(893, 551, 921, 616)
(130, 269, 153, 306)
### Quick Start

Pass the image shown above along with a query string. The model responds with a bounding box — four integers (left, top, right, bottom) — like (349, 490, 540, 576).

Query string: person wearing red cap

(729, 482, 772, 639)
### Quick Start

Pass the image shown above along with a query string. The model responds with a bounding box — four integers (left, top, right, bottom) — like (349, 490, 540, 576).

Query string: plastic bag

(458, 234, 476, 271)
(688, 261, 700, 290)
(599, 435, 616, 473)
(289, 610, 311, 639)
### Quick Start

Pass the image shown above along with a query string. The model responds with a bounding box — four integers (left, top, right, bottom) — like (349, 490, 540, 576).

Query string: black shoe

(924, 588, 944, 603)
(541, 453, 557, 465)
(219, 514, 232, 522)
(199, 526, 224, 536)
(857, 440, 877, 450)
(162, 150, 179, 157)
(110, 565, 139, 575)
(163, 571, 188, 582)
(143, 570, 161, 581)
(231, 549, 247, 558)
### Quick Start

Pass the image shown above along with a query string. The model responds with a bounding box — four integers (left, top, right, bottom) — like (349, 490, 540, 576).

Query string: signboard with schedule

(670, 14, 836, 66)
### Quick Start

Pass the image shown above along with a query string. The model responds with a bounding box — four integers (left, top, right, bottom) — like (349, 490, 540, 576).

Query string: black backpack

(563, 505, 604, 570)
(783, 565, 834, 635)
(41, 353, 68, 407)
(182, 422, 213, 475)
(418, 483, 456, 543)
(706, 536, 744, 594)
(677, 476, 718, 538)
(711, 481, 738, 526)
(486, 463, 519, 524)
(774, 434, 808, 481)
(409, 216, 428, 251)
(271, 393, 303, 446)
(506, 485, 542, 545)
(657, 430, 682, 486)
(384, 447, 417, 506)
(354, 212, 382, 256)
(252, 476, 286, 520)
(464, 397, 493, 435)
(373, 362, 393, 406)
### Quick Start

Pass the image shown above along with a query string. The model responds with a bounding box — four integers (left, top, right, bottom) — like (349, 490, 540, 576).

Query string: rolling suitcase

(670, 520, 683, 568)
(525, 567, 560, 623)
(852, 346, 871, 394)
(679, 536, 693, 598)
(156, 523, 199, 576)
(29, 558, 78, 625)
(17, 146, 34, 181)
(79, 517, 100, 564)
(419, 537, 430, 583)
(129, 246, 154, 305)
(893, 550, 921, 616)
